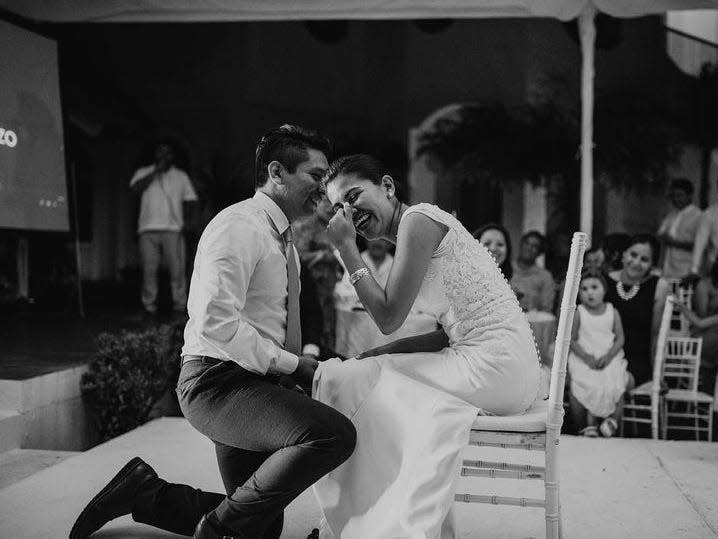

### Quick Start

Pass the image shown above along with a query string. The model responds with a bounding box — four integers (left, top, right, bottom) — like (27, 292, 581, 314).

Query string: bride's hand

(326, 203, 356, 248)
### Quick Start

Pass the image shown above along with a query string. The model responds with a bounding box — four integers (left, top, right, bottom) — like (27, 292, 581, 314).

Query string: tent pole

(579, 5, 596, 241)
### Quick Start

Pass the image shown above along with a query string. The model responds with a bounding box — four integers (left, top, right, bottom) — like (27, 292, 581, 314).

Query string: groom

(70, 125, 356, 539)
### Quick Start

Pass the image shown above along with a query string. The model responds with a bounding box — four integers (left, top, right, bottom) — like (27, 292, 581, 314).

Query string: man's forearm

(667, 238, 693, 251)
(356, 328, 446, 359)
(130, 170, 157, 194)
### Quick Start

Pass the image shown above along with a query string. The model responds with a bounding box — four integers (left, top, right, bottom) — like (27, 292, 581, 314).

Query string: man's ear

(268, 161, 284, 185)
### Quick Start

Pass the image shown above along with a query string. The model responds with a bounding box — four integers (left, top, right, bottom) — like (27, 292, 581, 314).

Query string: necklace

(616, 280, 640, 301)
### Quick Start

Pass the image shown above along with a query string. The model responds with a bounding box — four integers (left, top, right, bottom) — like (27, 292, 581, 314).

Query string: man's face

(282, 148, 329, 220)
(668, 188, 690, 210)
(519, 235, 542, 264)
(155, 144, 174, 170)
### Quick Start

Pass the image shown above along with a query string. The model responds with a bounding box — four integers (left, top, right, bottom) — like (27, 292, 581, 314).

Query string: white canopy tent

(3, 0, 717, 236)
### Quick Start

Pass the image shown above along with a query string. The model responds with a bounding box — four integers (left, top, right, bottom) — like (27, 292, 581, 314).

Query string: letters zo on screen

(0, 126, 18, 148)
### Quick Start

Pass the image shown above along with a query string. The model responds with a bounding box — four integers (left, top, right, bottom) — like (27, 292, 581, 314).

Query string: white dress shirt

(182, 191, 299, 375)
(129, 165, 197, 233)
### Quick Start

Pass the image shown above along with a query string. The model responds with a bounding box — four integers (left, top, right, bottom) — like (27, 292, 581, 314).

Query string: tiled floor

(1, 418, 717, 538)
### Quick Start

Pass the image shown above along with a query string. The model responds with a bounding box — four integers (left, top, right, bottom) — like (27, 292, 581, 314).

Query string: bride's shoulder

(402, 203, 453, 224)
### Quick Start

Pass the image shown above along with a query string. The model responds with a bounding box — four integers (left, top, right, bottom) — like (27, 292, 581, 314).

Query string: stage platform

(0, 417, 716, 538)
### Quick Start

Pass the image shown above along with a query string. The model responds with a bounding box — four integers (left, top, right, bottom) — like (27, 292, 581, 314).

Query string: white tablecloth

(335, 307, 438, 358)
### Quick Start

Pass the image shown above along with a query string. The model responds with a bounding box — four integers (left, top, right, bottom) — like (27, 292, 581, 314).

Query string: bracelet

(349, 267, 371, 286)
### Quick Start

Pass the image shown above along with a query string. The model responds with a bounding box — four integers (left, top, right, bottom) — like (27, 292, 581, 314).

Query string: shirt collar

(253, 191, 290, 235)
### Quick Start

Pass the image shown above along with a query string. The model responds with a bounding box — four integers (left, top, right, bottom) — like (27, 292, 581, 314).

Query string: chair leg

(709, 407, 714, 443)
(545, 483, 560, 539)
(694, 403, 700, 442)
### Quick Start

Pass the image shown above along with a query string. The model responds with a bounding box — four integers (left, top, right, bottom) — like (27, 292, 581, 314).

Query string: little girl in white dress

(568, 271, 630, 437)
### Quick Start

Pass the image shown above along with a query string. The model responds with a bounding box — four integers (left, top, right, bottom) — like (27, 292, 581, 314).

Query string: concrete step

(0, 366, 95, 450)
(0, 410, 23, 453)
(0, 449, 79, 490)
(0, 365, 88, 412)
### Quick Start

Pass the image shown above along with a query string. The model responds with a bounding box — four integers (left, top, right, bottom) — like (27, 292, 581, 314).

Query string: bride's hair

(324, 154, 402, 200)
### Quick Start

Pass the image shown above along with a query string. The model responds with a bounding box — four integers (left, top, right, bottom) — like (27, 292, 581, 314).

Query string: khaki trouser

(138, 230, 186, 312)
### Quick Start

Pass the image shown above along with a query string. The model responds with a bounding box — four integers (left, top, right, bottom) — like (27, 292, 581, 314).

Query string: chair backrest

(668, 283, 693, 335)
(546, 232, 587, 438)
(663, 336, 702, 392)
(650, 295, 675, 439)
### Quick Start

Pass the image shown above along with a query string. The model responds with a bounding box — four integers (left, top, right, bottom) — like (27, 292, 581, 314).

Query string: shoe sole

(69, 456, 145, 538)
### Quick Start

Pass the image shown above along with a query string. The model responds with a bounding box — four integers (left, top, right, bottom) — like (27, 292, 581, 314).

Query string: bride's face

(326, 173, 394, 240)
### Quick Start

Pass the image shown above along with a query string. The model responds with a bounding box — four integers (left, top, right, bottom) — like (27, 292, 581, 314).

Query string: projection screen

(0, 19, 69, 231)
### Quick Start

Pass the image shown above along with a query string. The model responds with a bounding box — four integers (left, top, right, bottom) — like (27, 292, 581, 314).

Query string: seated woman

(604, 234, 668, 386)
(473, 223, 513, 280)
(510, 231, 556, 313)
(673, 257, 718, 396)
(313, 154, 541, 539)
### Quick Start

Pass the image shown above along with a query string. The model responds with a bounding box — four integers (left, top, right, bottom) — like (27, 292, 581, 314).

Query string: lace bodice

(399, 204, 529, 346)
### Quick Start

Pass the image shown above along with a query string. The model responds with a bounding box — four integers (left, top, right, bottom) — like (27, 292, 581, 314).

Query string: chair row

(622, 295, 714, 441)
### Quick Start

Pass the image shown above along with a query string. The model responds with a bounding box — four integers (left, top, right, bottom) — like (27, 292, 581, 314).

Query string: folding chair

(454, 232, 587, 539)
(661, 336, 714, 441)
(620, 295, 673, 439)
(668, 282, 693, 336)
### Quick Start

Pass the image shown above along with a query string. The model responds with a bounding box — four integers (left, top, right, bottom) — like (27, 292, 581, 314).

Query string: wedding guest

(604, 234, 668, 386)
(601, 233, 631, 272)
(657, 178, 701, 279)
(129, 140, 198, 315)
(511, 230, 555, 312)
(473, 223, 513, 280)
(674, 257, 718, 396)
(568, 271, 629, 438)
(689, 177, 718, 278)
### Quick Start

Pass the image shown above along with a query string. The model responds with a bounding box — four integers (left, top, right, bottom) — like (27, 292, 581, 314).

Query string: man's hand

(291, 355, 319, 387)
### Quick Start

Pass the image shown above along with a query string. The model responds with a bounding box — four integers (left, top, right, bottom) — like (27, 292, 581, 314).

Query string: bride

(312, 154, 541, 538)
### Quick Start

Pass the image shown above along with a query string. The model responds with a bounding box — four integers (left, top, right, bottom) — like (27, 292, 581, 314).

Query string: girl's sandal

(600, 417, 618, 438)
(579, 426, 599, 437)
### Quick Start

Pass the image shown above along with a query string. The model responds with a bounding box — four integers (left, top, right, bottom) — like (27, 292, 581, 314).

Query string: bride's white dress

(313, 204, 541, 539)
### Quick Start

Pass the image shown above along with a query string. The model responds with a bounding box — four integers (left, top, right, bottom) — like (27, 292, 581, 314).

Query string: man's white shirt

(129, 164, 197, 233)
(181, 191, 299, 375)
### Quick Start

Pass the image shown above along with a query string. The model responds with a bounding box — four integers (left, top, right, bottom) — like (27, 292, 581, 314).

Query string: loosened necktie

(284, 227, 302, 355)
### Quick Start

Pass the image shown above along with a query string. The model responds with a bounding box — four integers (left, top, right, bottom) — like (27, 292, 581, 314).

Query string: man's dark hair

(521, 230, 546, 255)
(669, 178, 694, 197)
(254, 124, 331, 188)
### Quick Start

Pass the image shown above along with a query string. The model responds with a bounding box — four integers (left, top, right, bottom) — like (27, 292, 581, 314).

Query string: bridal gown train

(313, 204, 541, 539)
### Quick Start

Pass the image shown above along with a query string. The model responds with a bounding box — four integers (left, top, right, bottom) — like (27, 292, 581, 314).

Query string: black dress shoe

(69, 456, 157, 538)
(307, 528, 320, 539)
(193, 514, 241, 539)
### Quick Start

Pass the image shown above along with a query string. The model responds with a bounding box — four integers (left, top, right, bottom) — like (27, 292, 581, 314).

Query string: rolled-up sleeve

(190, 217, 298, 375)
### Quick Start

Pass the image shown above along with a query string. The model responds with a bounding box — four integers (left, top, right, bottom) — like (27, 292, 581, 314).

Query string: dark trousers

(131, 357, 356, 538)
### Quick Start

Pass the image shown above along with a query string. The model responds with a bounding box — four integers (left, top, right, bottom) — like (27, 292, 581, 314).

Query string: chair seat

(629, 381, 653, 396)
(471, 398, 548, 433)
(664, 389, 714, 403)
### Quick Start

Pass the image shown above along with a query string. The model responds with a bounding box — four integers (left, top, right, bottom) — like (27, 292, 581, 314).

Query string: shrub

(81, 322, 184, 442)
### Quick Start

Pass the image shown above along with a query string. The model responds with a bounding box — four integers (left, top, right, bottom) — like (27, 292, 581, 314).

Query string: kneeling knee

(304, 416, 356, 461)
